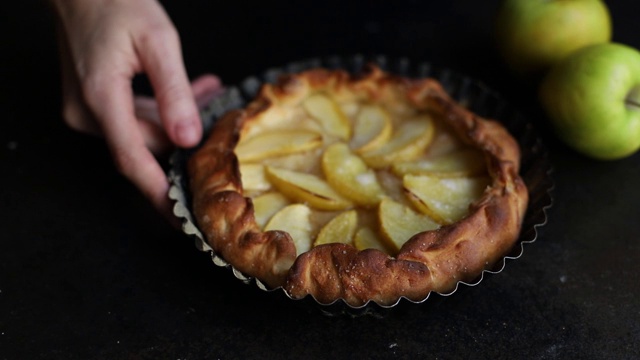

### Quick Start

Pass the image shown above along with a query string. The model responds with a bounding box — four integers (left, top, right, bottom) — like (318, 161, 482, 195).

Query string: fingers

(133, 72, 224, 154)
(137, 117, 172, 155)
(191, 74, 225, 109)
(52, 0, 198, 222)
(134, 96, 161, 125)
(52, 0, 222, 221)
(84, 71, 174, 216)
(133, 73, 223, 126)
(134, 19, 202, 148)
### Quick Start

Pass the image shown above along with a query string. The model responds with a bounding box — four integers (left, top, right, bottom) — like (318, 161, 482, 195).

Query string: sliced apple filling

(236, 90, 489, 256)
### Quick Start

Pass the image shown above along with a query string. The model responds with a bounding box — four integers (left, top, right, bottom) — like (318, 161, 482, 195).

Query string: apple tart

(188, 65, 529, 307)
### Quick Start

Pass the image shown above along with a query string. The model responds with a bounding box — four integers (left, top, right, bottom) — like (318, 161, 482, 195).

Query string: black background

(1, 1, 639, 358)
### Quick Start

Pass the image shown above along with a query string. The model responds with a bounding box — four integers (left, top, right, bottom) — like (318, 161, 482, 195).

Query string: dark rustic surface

(1, 1, 639, 359)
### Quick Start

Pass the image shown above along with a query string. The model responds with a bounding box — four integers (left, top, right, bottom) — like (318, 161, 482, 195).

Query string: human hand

(50, 0, 223, 222)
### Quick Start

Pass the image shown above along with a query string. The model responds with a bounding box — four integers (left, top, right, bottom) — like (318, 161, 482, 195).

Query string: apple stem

(625, 86, 640, 110)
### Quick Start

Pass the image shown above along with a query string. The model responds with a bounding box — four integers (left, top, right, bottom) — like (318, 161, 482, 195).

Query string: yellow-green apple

(539, 43, 640, 160)
(495, 0, 612, 77)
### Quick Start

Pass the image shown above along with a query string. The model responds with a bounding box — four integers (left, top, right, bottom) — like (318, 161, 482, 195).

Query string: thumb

(136, 24, 202, 148)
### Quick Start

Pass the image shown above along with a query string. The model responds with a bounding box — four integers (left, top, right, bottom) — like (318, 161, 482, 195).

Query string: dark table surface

(2, 1, 639, 359)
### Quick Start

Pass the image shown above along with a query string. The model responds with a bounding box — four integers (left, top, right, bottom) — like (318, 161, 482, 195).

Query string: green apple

(495, 0, 612, 77)
(539, 43, 640, 160)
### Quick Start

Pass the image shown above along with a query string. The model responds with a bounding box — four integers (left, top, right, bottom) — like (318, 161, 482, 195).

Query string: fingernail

(175, 121, 199, 146)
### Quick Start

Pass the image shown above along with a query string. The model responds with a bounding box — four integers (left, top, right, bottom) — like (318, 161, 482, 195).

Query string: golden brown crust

(188, 110, 298, 287)
(188, 65, 529, 306)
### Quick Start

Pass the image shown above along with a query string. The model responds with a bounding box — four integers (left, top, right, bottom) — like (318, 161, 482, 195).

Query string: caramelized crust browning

(188, 66, 529, 306)
(188, 111, 298, 287)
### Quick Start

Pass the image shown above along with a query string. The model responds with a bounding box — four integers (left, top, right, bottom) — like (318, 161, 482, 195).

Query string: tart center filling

(237, 92, 490, 256)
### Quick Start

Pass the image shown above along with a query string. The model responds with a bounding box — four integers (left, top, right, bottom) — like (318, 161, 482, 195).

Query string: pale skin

(50, 0, 223, 222)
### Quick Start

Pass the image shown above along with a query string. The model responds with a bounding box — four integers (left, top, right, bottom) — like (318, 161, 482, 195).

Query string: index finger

(135, 18, 202, 148)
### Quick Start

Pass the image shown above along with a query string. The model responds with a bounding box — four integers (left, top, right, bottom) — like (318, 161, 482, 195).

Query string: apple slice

(240, 163, 271, 193)
(392, 148, 486, 177)
(340, 102, 361, 119)
(361, 115, 435, 168)
(321, 143, 385, 206)
(353, 226, 390, 253)
(264, 204, 313, 256)
(403, 174, 490, 225)
(265, 166, 354, 211)
(425, 127, 465, 158)
(350, 104, 393, 153)
(259, 146, 324, 175)
(302, 93, 351, 140)
(313, 209, 358, 247)
(235, 130, 322, 162)
(378, 198, 440, 253)
(252, 192, 290, 228)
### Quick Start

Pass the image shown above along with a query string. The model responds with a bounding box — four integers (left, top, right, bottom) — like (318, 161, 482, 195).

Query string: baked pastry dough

(188, 65, 528, 307)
